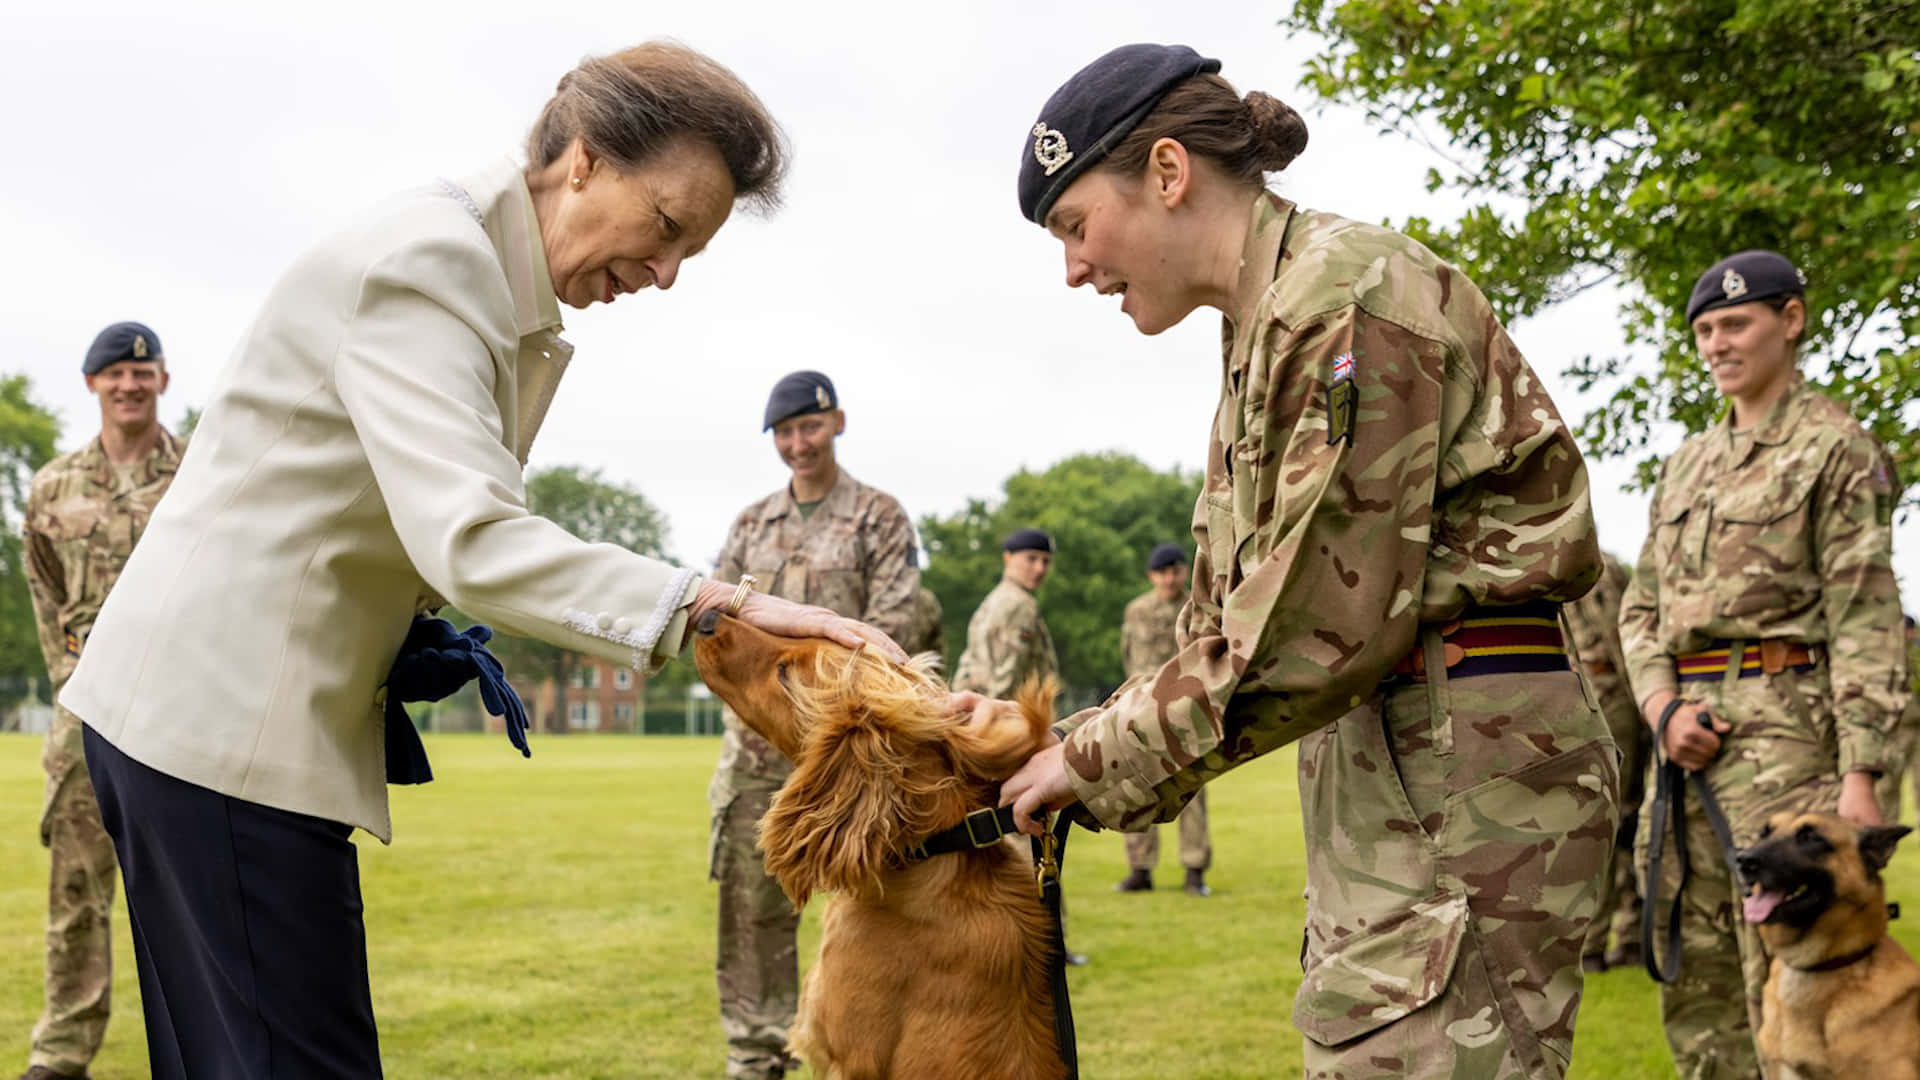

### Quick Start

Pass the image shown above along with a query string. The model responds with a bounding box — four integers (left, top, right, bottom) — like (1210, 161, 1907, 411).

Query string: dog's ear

(948, 676, 1056, 781)
(757, 701, 948, 908)
(1858, 824, 1913, 875)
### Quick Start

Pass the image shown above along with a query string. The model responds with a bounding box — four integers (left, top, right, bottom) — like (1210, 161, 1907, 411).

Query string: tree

(1281, 0, 1920, 489)
(454, 466, 675, 732)
(0, 376, 62, 721)
(920, 452, 1202, 705)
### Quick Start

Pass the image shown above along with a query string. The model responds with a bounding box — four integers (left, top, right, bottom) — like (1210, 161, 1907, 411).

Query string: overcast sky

(5, 1, 1914, 595)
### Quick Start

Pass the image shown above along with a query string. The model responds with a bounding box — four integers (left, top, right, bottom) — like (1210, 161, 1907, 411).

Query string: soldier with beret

(707, 369, 919, 1080)
(1114, 542, 1213, 897)
(19, 322, 182, 1080)
(996, 45, 1616, 1077)
(952, 528, 1059, 699)
(1620, 250, 1906, 1075)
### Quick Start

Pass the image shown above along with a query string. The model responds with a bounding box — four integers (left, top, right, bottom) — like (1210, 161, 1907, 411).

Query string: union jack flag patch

(1331, 351, 1355, 381)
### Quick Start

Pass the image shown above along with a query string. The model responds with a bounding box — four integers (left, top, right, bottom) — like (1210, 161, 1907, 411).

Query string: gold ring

(727, 575, 756, 616)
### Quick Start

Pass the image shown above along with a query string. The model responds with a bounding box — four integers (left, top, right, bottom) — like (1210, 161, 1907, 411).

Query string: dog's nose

(1735, 850, 1760, 880)
(696, 609, 720, 636)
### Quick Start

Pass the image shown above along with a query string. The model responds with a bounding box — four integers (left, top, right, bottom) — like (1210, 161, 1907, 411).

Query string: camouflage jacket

(952, 577, 1058, 697)
(1561, 551, 1640, 748)
(1059, 194, 1600, 829)
(1120, 587, 1184, 680)
(715, 467, 919, 644)
(906, 585, 947, 660)
(24, 429, 183, 689)
(1619, 376, 1904, 775)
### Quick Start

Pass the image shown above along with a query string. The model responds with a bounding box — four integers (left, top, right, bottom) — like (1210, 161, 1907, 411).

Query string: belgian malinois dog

(1736, 811, 1920, 1079)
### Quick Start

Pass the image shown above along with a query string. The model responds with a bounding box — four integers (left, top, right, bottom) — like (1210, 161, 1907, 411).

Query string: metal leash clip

(1035, 816, 1061, 896)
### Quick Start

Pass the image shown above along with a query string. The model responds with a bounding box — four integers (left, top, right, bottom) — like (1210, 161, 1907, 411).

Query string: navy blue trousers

(83, 725, 383, 1079)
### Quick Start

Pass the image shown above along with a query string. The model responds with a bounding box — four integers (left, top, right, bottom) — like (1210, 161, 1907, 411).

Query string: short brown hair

(1098, 74, 1308, 187)
(527, 42, 788, 212)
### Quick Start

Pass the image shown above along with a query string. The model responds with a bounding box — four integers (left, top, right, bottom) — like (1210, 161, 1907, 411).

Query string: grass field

(7, 733, 1920, 1079)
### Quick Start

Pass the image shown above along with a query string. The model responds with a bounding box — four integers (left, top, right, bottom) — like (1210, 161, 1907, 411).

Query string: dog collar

(1794, 943, 1879, 973)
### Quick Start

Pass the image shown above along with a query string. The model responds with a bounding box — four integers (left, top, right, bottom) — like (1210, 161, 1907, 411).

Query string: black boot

(1114, 867, 1153, 892)
(1184, 868, 1211, 897)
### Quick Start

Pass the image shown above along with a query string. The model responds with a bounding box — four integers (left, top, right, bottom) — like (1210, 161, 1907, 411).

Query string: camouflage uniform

(1620, 374, 1904, 1079)
(905, 585, 946, 662)
(1561, 552, 1652, 965)
(22, 430, 182, 1079)
(951, 578, 1057, 698)
(708, 469, 917, 1080)
(1054, 194, 1615, 1078)
(1118, 587, 1209, 874)
(1876, 634, 1920, 821)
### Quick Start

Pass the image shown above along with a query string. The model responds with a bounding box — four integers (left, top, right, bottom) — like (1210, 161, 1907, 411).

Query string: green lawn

(6, 732, 1915, 1078)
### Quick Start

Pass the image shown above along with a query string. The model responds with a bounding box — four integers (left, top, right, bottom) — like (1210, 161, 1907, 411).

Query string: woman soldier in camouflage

(997, 45, 1618, 1078)
(1619, 250, 1905, 1078)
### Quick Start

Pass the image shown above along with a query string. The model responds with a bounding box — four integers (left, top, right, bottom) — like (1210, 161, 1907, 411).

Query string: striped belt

(1675, 640, 1816, 683)
(1389, 600, 1568, 682)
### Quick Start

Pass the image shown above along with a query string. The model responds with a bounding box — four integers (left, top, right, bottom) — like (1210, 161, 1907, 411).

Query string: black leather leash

(1642, 698, 1742, 984)
(905, 805, 1081, 1079)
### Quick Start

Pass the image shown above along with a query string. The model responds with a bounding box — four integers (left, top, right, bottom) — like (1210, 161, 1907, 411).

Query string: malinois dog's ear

(1859, 824, 1913, 876)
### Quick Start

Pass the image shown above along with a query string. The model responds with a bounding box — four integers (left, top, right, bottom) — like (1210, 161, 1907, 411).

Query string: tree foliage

(455, 465, 677, 730)
(1282, 0, 1920, 489)
(0, 376, 62, 717)
(919, 452, 1202, 704)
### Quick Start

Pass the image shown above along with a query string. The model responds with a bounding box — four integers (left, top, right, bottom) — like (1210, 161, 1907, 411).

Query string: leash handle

(1642, 698, 1691, 984)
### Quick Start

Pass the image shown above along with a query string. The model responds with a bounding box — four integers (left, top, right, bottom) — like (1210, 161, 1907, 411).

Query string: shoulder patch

(1327, 351, 1357, 447)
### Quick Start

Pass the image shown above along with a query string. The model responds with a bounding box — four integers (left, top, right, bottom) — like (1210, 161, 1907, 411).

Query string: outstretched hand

(692, 581, 907, 662)
(999, 741, 1077, 837)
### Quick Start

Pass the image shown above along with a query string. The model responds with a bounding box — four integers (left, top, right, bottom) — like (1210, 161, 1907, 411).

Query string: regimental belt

(1389, 600, 1569, 682)
(1675, 640, 1816, 683)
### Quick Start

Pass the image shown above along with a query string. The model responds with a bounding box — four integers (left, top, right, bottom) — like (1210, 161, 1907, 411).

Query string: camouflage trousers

(1123, 786, 1209, 871)
(1636, 662, 1844, 1080)
(1585, 726, 1653, 959)
(709, 718, 799, 1080)
(1295, 663, 1618, 1080)
(30, 705, 118, 1077)
(1875, 713, 1919, 822)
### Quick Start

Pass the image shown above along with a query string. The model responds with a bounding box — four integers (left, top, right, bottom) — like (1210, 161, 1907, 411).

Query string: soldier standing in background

(1114, 542, 1213, 897)
(1878, 614, 1920, 821)
(707, 370, 918, 1080)
(1562, 551, 1652, 972)
(19, 322, 182, 1080)
(1620, 250, 1906, 1078)
(952, 528, 1058, 698)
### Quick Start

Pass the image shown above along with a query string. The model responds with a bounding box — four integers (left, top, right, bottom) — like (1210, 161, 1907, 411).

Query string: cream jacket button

(613, 617, 633, 635)
(596, 612, 613, 631)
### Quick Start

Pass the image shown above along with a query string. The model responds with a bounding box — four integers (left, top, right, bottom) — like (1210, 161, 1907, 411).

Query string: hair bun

(1244, 91, 1308, 171)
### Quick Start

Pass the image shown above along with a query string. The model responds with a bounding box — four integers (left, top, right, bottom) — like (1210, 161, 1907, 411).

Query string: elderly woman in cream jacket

(58, 43, 893, 1080)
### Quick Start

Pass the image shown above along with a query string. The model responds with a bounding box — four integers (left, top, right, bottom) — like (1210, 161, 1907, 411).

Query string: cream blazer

(61, 159, 700, 841)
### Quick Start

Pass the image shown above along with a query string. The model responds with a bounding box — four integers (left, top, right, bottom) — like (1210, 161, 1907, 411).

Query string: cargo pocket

(1293, 891, 1470, 1047)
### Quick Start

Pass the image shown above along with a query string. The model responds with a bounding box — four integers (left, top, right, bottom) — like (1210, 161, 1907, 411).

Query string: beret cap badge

(1722, 268, 1748, 300)
(131, 334, 148, 359)
(814, 385, 832, 410)
(1031, 123, 1074, 177)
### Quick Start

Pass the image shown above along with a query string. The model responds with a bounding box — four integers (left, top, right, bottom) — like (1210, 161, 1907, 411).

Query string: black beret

(1018, 44, 1222, 225)
(762, 370, 838, 431)
(84, 321, 163, 375)
(1686, 250, 1807, 324)
(1003, 528, 1053, 555)
(1147, 543, 1187, 571)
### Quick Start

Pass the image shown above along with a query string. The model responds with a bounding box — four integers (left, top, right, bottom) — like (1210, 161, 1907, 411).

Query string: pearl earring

(571, 176, 583, 188)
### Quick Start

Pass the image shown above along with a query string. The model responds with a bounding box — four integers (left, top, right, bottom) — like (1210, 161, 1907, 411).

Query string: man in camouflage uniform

(1114, 543, 1212, 897)
(707, 371, 917, 1080)
(951, 528, 1057, 698)
(1620, 251, 1905, 1079)
(20, 322, 182, 1080)
(1562, 551, 1652, 971)
(1005, 46, 1616, 1077)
